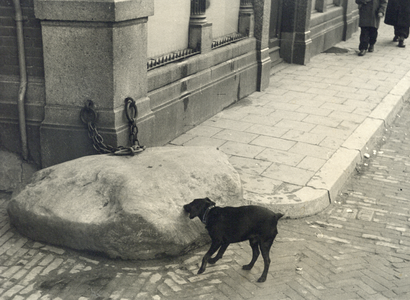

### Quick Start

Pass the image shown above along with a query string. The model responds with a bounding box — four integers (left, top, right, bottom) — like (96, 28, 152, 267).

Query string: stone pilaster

(280, 0, 312, 65)
(34, 0, 154, 167)
(344, 0, 359, 40)
(253, 0, 272, 91)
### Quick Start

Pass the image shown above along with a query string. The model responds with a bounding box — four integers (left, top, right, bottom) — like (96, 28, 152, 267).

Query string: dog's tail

(276, 213, 284, 221)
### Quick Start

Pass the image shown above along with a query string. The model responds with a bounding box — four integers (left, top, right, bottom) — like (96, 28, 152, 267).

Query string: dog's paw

(257, 276, 267, 283)
(242, 264, 253, 270)
(197, 268, 205, 274)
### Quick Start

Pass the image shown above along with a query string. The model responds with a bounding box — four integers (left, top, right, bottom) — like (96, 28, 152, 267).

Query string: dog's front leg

(198, 241, 221, 274)
(208, 243, 229, 264)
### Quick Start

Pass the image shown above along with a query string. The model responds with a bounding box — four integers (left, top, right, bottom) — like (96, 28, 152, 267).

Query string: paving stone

(2, 23, 410, 300)
(262, 164, 315, 186)
(251, 135, 296, 151)
(218, 141, 265, 158)
(255, 148, 304, 166)
(212, 129, 258, 144)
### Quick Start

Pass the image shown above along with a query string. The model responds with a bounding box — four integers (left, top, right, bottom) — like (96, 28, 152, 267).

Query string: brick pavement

(1, 24, 410, 300)
(1, 103, 410, 299)
(170, 22, 410, 218)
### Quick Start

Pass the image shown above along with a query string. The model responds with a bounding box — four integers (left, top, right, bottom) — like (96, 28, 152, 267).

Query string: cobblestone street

(2, 0, 410, 296)
(2, 18, 410, 300)
(1, 101, 410, 299)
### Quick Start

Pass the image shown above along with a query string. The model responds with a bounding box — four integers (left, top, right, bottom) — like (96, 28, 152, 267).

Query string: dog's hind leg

(198, 241, 221, 274)
(208, 243, 229, 264)
(257, 237, 275, 282)
(242, 238, 260, 270)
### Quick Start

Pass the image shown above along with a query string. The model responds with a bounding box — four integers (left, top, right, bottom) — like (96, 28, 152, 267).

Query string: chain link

(80, 98, 145, 156)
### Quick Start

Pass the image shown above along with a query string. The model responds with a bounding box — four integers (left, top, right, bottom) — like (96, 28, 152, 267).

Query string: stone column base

(35, 0, 154, 167)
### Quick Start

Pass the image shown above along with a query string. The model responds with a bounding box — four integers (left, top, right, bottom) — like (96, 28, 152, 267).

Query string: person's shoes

(358, 49, 366, 56)
(368, 45, 374, 52)
(398, 39, 406, 48)
(393, 36, 398, 42)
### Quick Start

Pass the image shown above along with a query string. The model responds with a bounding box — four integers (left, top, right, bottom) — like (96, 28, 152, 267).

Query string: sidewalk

(170, 22, 410, 218)
(1, 22, 410, 300)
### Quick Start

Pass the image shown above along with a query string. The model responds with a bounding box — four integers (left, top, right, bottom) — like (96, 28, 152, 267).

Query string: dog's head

(183, 197, 215, 219)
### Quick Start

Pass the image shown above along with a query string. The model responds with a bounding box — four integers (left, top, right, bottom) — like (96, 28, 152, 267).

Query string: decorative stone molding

(190, 0, 207, 20)
(34, 0, 154, 22)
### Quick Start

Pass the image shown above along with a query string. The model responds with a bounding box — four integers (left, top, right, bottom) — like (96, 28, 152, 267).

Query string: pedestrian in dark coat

(384, 0, 410, 47)
(356, 0, 387, 56)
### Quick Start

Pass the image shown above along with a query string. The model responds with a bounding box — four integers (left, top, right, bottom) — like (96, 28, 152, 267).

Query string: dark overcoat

(356, 0, 387, 28)
(384, 0, 410, 27)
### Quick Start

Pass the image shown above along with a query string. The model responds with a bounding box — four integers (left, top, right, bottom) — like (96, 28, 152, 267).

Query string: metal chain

(80, 98, 145, 156)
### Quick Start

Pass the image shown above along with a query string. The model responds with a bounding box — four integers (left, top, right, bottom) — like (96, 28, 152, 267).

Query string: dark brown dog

(183, 197, 284, 282)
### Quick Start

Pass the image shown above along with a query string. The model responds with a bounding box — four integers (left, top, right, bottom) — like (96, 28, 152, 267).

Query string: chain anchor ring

(80, 98, 145, 156)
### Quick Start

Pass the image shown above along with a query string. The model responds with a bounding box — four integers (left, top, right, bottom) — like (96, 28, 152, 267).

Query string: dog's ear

(205, 197, 216, 206)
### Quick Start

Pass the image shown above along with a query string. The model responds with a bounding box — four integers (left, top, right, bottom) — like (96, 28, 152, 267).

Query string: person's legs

(394, 26, 400, 42)
(397, 26, 410, 39)
(368, 27, 378, 52)
(396, 26, 409, 47)
(359, 27, 370, 55)
(404, 27, 410, 39)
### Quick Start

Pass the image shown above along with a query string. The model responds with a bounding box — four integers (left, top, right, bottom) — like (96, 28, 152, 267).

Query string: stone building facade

(0, 0, 359, 168)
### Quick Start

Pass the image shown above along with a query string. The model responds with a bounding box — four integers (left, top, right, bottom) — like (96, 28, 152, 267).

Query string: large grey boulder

(7, 147, 244, 260)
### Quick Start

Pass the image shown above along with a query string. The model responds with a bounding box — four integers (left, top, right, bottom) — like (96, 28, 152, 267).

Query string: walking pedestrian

(356, 0, 387, 56)
(384, 0, 410, 48)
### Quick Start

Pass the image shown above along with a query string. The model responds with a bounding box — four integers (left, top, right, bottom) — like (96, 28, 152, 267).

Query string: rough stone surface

(7, 146, 244, 260)
(0, 150, 38, 192)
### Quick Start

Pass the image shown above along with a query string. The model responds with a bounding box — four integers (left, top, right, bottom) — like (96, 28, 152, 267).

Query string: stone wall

(0, 0, 43, 77)
(0, 0, 359, 168)
(279, 0, 359, 65)
(309, 0, 359, 57)
(147, 38, 259, 146)
(0, 0, 45, 165)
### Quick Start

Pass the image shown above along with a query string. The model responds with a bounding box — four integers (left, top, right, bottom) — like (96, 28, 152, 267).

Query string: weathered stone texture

(0, 150, 38, 192)
(7, 146, 244, 260)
